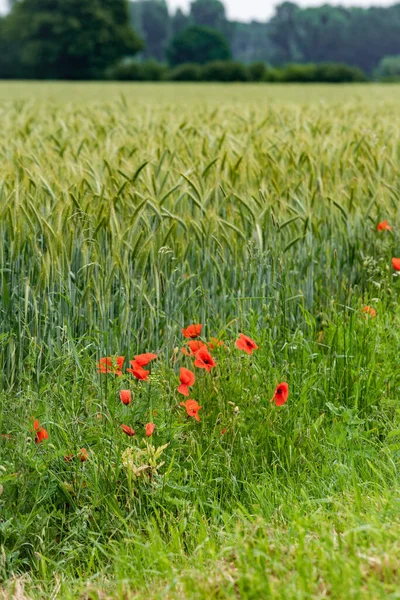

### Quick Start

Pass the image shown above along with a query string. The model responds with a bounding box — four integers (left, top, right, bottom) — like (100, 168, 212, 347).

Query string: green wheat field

(1, 83, 400, 599)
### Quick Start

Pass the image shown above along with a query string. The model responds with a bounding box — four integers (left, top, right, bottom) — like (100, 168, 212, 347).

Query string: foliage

(168, 62, 202, 81)
(122, 442, 169, 481)
(2, 0, 142, 79)
(2, 1, 400, 78)
(375, 55, 400, 81)
(280, 62, 366, 83)
(108, 59, 167, 81)
(247, 61, 268, 81)
(202, 60, 249, 81)
(0, 17, 23, 78)
(171, 7, 190, 35)
(166, 24, 231, 66)
(98, 59, 368, 82)
(230, 21, 275, 64)
(189, 0, 226, 29)
(148, 1, 400, 73)
(0, 82, 399, 597)
(269, 2, 400, 73)
(130, 0, 170, 61)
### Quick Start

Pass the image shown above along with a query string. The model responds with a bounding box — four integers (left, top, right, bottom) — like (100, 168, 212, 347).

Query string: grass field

(0, 83, 399, 599)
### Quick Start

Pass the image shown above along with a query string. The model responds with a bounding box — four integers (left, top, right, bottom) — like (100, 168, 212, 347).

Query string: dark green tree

(0, 17, 22, 78)
(190, 0, 233, 46)
(102, 0, 131, 24)
(3, 0, 142, 79)
(166, 24, 231, 66)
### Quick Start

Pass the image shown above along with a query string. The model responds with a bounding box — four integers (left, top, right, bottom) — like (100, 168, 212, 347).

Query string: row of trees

(109, 60, 367, 83)
(1, 0, 400, 79)
(129, 1, 400, 74)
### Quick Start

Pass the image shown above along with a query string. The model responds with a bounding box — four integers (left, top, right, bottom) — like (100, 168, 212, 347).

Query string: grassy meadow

(0, 83, 400, 599)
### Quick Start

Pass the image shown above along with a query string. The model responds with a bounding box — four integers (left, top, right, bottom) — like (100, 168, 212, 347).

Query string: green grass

(0, 83, 399, 599)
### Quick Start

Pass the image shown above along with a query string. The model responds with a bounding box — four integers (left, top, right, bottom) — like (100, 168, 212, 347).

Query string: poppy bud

(119, 390, 131, 405)
(145, 423, 155, 437)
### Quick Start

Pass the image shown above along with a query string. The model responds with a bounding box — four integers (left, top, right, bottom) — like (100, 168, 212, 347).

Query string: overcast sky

(169, 0, 396, 20)
(0, 0, 396, 20)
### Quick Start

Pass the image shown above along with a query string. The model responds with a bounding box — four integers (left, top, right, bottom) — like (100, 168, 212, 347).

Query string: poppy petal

(127, 361, 150, 380)
(133, 353, 157, 367)
(178, 383, 190, 396)
(271, 382, 289, 406)
(182, 324, 203, 339)
(392, 258, 400, 271)
(236, 333, 258, 355)
(122, 424, 135, 437)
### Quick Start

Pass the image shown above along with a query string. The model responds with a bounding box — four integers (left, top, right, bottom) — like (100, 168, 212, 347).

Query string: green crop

(0, 83, 399, 599)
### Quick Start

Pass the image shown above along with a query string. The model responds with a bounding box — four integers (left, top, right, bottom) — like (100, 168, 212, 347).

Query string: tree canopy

(269, 2, 400, 72)
(166, 24, 231, 67)
(1, 0, 142, 79)
(129, 0, 400, 73)
(2, 0, 400, 78)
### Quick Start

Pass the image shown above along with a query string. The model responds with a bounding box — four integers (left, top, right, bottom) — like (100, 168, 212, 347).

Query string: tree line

(131, 0, 400, 74)
(1, 0, 400, 80)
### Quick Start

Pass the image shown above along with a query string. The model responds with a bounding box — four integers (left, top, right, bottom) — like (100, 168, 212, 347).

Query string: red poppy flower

(78, 448, 89, 462)
(97, 356, 124, 376)
(377, 220, 391, 231)
(181, 340, 207, 356)
(235, 333, 258, 355)
(178, 367, 196, 396)
(119, 390, 132, 405)
(208, 337, 224, 350)
(145, 423, 155, 437)
(180, 399, 202, 422)
(221, 428, 227, 435)
(362, 306, 376, 318)
(33, 419, 49, 444)
(271, 382, 289, 406)
(127, 360, 149, 380)
(35, 428, 49, 444)
(121, 424, 135, 437)
(64, 454, 74, 462)
(182, 324, 202, 339)
(392, 258, 400, 271)
(133, 353, 157, 367)
(194, 347, 216, 373)
(116, 355, 125, 371)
